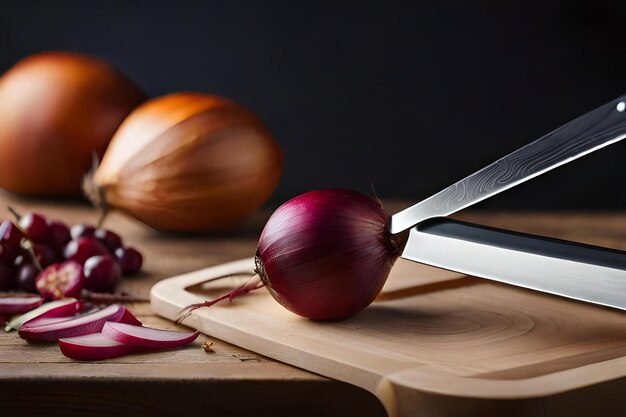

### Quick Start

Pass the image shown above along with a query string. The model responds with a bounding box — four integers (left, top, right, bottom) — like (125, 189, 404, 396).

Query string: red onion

(255, 189, 407, 320)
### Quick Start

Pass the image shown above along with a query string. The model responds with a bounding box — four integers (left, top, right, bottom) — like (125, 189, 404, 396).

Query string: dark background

(1, 0, 625, 210)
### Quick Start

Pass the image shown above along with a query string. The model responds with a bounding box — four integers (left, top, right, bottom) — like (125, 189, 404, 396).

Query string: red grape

(1, 212, 143, 291)
(63, 237, 109, 265)
(17, 263, 38, 293)
(115, 247, 143, 275)
(94, 229, 123, 252)
(70, 224, 96, 240)
(36, 260, 84, 300)
(19, 212, 50, 243)
(0, 220, 26, 248)
(0, 263, 16, 291)
(0, 242, 18, 265)
(33, 243, 58, 267)
(47, 220, 71, 252)
(83, 255, 122, 292)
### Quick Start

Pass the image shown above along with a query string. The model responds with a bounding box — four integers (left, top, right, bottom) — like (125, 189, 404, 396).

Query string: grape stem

(19, 238, 42, 272)
(80, 290, 149, 304)
(7, 206, 42, 272)
(7, 206, 22, 221)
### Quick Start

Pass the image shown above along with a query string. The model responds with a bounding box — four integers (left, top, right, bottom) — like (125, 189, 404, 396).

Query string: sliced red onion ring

(21, 306, 142, 332)
(101, 321, 200, 348)
(18, 304, 126, 342)
(5, 298, 80, 332)
(58, 333, 138, 361)
(0, 296, 44, 315)
(22, 315, 79, 328)
(119, 308, 142, 326)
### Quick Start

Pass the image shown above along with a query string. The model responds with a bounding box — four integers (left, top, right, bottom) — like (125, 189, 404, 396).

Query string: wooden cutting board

(151, 258, 626, 417)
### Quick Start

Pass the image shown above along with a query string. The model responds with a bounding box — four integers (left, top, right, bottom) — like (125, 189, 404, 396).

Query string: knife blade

(391, 95, 626, 309)
(401, 218, 626, 310)
(389, 95, 626, 234)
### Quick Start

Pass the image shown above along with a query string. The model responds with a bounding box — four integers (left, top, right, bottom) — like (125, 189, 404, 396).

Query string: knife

(391, 95, 626, 310)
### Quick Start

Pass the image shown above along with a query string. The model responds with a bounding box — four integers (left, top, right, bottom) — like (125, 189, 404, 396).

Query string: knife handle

(402, 218, 626, 310)
(390, 95, 626, 234)
(418, 218, 626, 271)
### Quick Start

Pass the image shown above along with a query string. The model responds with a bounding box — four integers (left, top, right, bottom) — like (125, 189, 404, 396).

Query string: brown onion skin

(0, 51, 145, 196)
(93, 92, 283, 232)
(255, 189, 407, 320)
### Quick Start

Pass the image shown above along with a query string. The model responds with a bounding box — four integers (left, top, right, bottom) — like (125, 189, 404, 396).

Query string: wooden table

(1, 191, 624, 417)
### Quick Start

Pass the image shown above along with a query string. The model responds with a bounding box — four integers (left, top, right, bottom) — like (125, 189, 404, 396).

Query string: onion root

(178, 278, 264, 323)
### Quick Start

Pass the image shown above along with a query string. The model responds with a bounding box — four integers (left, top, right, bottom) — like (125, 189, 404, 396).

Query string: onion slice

(18, 304, 127, 342)
(58, 333, 139, 361)
(101, 321, 200, 348)
(22, 306, 141, 331)
(5, 298, 80, 332)
(22, 316, 80, 328)
(0, 296, 44, 315)
(119, 308, 142, 326)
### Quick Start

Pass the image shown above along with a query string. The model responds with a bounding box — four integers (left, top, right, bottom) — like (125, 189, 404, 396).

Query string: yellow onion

(90, 92, 283, 232)
(0, 51, 145, 196)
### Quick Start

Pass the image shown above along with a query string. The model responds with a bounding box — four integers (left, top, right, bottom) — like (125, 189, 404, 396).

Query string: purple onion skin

(255, 189, 407, 320)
